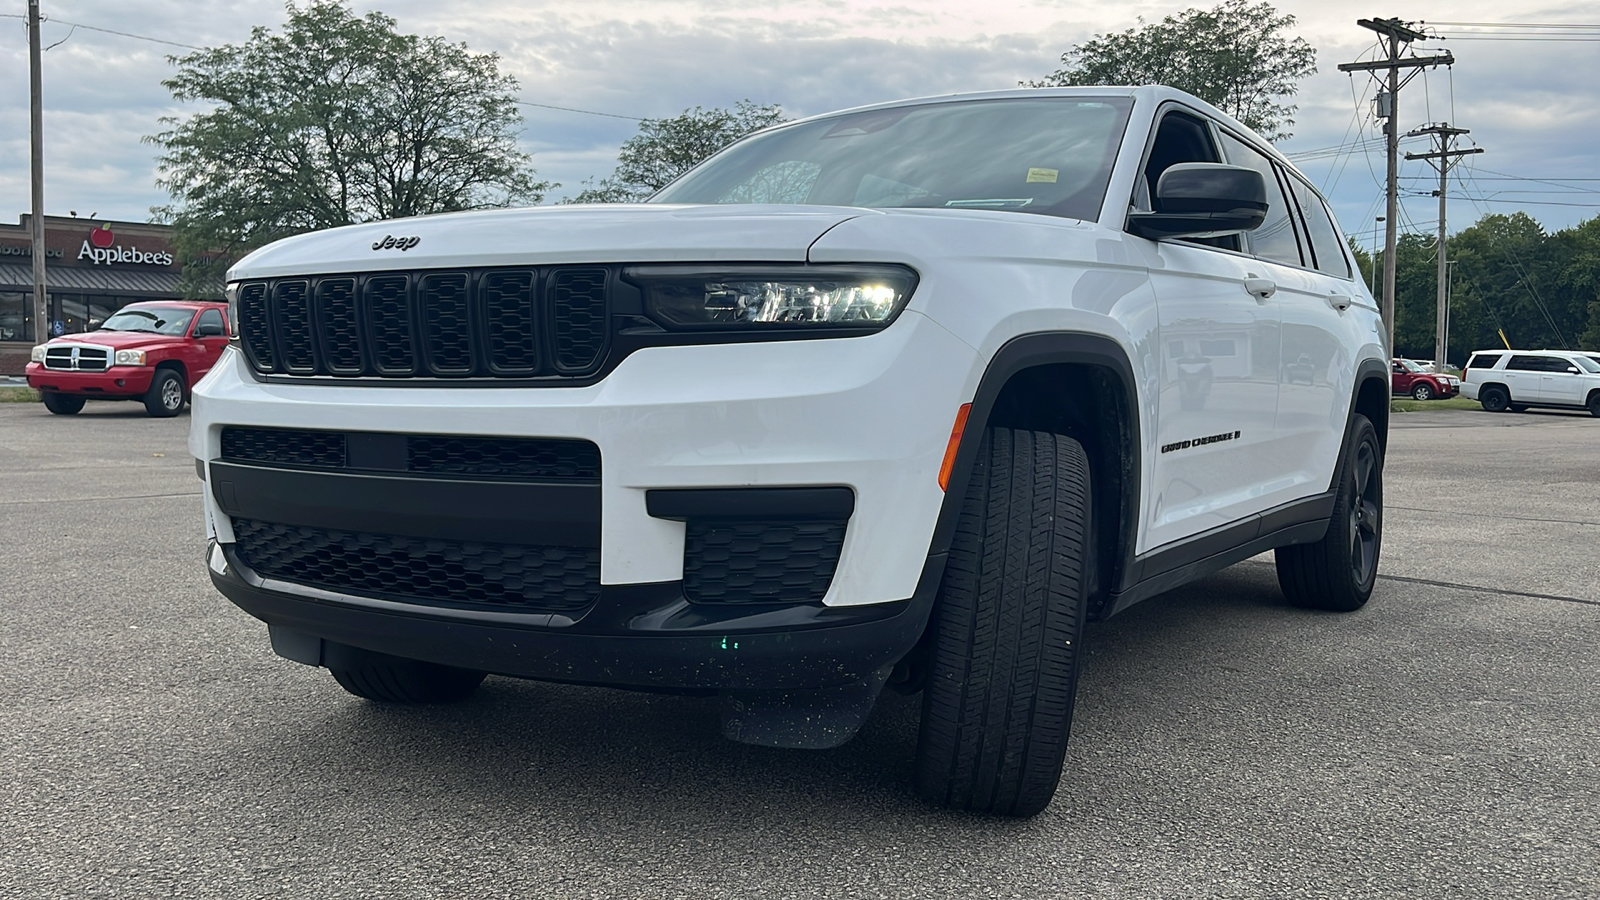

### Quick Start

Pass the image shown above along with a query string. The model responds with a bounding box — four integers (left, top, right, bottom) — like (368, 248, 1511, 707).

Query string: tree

(1025, 0, 1316, 140)
(570, 101, 786, 203)
(149, 1, 550, 290)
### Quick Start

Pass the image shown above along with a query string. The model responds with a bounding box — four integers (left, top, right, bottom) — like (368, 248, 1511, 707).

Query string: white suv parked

(190, 86, 1391, 816)
(1462, 349, 1600, 416)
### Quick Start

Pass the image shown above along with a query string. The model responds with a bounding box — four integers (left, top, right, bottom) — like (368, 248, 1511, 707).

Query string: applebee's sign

(78, 224, 175, 267)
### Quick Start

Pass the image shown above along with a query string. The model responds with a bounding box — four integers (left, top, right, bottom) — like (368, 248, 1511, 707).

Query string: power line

(513, 100, 645, 122)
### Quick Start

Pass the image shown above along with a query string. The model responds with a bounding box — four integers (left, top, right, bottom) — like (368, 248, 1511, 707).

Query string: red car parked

(26, 300, 231, 417)
(1390, 357, 1459, 401)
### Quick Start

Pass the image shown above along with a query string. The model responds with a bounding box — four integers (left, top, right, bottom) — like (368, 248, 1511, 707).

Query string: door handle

(1243, 274, 1277, 299)
(1328, 293, 1353, 311)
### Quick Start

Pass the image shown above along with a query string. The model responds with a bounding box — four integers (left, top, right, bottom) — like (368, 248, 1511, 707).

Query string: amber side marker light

(938, 403, 972, 491)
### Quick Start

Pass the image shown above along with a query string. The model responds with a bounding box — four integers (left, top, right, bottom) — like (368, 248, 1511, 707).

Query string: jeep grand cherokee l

(191, 87, 1391, 816)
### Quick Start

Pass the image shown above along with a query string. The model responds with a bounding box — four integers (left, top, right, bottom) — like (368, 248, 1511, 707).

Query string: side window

(1506, 355, 1546, 371)
(1138, 111, 1239, 252)
(1286, 176, 1353, 279)
(1467, 353, 1502, 371)
(195, 308, 225, 336)
(1218, 132, 1303, 267)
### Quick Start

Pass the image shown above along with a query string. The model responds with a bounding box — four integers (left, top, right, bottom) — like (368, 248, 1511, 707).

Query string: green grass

(1390, 395, 1479, 413)
(0, 385, 39, 402)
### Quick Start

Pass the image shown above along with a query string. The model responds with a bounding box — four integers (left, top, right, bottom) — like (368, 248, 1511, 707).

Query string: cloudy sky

(1, 0, 1597, 247)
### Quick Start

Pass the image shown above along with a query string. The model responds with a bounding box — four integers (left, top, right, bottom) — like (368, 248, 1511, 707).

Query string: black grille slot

(683, 519, 846, 604)
(273, 280, 315, 374)
(407, 435, 601, 482)
(364, 274, 415, 375)
(551, 268, 608, 372)
(483, 270, 539, 374)
(238, 282, 274, 371)
(315, 278, 362, 374)
(232, 518, 600, 613)
(236, 266, 612, 380)
(220, 427, 347, 468)
(420, 272, 473, 375)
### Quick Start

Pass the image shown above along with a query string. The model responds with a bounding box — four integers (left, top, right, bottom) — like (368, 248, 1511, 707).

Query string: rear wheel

(1480, 386, 1510, 412)
(143, 369, 185, 417)
(327, 645, 486, 703)
(1275, 414, 1382, 612)
(1411, 382, 1434, 401)
(914, 427, 1091, 817)
(1510, 404, 1528, 413)
(41, 392, 85, 415)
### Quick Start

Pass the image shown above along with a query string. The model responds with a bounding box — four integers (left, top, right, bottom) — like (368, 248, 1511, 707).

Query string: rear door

(1502, 355, 1549, 403)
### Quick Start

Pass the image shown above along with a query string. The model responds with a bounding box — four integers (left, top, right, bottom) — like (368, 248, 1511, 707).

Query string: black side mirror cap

(1128, 163, 1269, 240)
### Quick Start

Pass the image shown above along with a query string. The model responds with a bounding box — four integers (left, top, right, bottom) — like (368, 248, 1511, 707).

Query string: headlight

(114, 349, 148, 366)
(31, 344, 47, 363)
(224, 283, 240, 341)
(625, 265, 917, 331)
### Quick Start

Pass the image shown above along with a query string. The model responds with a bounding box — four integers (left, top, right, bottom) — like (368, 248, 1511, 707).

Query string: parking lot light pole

(28, 0, 48, 342)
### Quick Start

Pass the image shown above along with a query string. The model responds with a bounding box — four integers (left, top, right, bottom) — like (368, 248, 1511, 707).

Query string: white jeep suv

(191, 87, 1391, 816)
(1462, 349, 1600, 416)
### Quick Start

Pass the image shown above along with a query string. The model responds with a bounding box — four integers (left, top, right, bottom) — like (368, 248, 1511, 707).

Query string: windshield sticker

(1026, 168, 1059, 183)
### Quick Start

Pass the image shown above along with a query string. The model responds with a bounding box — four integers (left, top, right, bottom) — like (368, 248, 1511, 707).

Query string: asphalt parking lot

(2, 401, 1597, 899)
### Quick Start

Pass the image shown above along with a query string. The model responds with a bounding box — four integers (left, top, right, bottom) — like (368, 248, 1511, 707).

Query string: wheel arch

(922, 332, 1141, 621)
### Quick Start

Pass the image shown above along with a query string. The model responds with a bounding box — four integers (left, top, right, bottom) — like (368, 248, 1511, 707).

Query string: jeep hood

(229, 205, 870, 279)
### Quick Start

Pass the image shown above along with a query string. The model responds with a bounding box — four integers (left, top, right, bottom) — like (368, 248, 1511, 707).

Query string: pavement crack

(1376, 573, 1599, 608)
(1387, 505, 1600, 528)
(0, 492, 198, 506)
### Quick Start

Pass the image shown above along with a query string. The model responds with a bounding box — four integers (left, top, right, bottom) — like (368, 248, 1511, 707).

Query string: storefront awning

(0, 263, 218, 298)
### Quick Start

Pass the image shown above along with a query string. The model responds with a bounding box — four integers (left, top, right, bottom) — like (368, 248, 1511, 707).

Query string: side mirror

(1128, 163, 1268, 240)
(1567, 366, 1580, 374)
(194, 322, 225, 337)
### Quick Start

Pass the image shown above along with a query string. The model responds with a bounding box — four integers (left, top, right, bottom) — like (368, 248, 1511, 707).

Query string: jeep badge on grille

(371, 235, 421, 251)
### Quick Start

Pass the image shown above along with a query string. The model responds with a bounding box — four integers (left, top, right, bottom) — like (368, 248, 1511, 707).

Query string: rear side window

(1286, 177, 1352, 279)
(1507, 355, 1561, 371)
(1219, 133, 1302, 267)
(1466, 353, 1502, 371)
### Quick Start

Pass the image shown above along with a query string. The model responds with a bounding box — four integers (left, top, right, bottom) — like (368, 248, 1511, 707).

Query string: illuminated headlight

(114, 349, 148, 366)
(31, 344, 47, 363)
(626, 265, 917, 330)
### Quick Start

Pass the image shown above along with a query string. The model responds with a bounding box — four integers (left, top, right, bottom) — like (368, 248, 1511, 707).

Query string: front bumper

(208, 540, 939, 691)
(26, 361, 155, 397)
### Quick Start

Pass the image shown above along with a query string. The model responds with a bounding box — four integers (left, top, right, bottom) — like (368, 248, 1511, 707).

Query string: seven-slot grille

(43, 344, 111, 371)
(237, 268, 610, 379)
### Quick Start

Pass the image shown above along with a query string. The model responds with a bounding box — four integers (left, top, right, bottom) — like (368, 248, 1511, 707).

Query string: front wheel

(41, 392, 85, 415)
(1588, 393, 1600, 418)
(1275, 414, 1382, 611)
(1480, 386, 1510, 413)
(327, 645, 486, 703)
(143, 369, 185, 417)
(914, 428, 1091, 817)
(1411, 382, 1434, 401)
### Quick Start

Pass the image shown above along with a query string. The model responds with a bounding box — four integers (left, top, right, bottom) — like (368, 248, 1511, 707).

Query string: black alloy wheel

(1275, 414, 1382, 612)
(41, 392, 86, 415)
(1411, 382, 1434, 401)
(1480, 386, 1510, 413)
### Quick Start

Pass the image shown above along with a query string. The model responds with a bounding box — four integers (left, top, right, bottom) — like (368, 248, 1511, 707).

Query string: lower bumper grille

(231, 518, 600, 613)
(683, 519, 846, 604)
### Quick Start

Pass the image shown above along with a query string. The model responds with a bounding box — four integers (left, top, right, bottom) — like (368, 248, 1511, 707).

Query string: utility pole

(27, 0, 47, 343)
(1337, 18, 1453, 356)
(1406, 125, 1482, 374)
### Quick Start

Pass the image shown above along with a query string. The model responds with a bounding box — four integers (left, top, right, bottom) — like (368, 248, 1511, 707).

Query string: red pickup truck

(25, 300, 231, 417)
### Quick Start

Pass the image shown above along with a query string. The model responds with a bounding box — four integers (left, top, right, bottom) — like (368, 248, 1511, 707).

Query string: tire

(1411, 382, 1433, 401)
(1588, 393, 1600, 418)
(41, 392, 85, 415)
(143, 368, 185, 417)
(328, 646, 486, 703)
(1275, 414, 1382, 612)
(914, 427, 1090, 817)
(1480, 386, 1510, 413)
(1510, 404, 1528, 413)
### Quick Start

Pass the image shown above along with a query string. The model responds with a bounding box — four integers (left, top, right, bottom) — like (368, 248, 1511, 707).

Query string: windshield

(1572, 355, 1600, 374)
(653, 97, 1135, 221)
(99, 306, 196, 335)
(1398, 359, 1425, 372)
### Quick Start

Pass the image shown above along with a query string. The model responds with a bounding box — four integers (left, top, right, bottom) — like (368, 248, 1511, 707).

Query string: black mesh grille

(407, 435, 601, 482)
(238, 282, 273, 371)
(273, 281, 315, 373)
(683, 520, 846, 604)
(365, 275, 414, 375)
(232, 518, 599, 613)
(220, 427, 347, 468)
(217, 427, 598, 482)
(237, 267, 610, 380)
(484, 271, 538, 374)
(315, 278, 362, 374)
(551, 268, 608, 372)
(420, 273, 472, 374)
